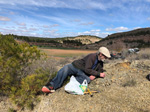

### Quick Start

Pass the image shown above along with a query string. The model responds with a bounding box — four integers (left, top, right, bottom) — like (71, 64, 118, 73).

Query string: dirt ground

(34, 59, 150, 112)
(31, 59, 150, 112)
(40, 48, 97, 59)
(1, 49, 150, 112)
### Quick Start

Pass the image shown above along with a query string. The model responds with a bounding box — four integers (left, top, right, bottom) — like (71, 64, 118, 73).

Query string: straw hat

(98, 47, 111, 58)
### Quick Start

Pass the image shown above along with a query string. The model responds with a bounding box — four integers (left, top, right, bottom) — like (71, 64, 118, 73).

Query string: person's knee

(63, 64, 70, 71)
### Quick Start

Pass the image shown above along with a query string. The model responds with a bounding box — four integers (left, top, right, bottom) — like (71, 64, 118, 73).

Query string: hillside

(0, 35, 150, 112)
(36, 59, 150, 112)
(8, 27, 150, 50)
(14, 35, 101, 49)
(1, 56, 150, 112)
(65, 35, 101, 44)
(1, 33, 150, 112)
(83, 28, 150, 51)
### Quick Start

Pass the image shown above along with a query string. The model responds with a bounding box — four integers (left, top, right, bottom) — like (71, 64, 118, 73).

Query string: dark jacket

(72, 53, 103, 77)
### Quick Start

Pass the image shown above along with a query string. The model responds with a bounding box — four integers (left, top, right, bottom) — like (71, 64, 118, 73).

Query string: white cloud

(105, 26, 129, 32)
(0, 16, 10, 21)
(147, 17, 150, 20)
(84, 31, 91, 34)
(91, 29, 101, 32)
(1, 0, 150, 14)
(79, 22, 94, 26)
(133, 27, 141, 30)
(0, 0, 149, 38)
(42, 24, 59, 28)
(29, 28, 38, 31)
(0, 0, 106, 10)
(44, 29, 58, 33)
(43, 25, 49, 28)
(18, 26, 27, 29)
(50, 24, 59, 27)
(77, 29, 110, 38)
(16, 22, 26, 26)
(71, 19, 81, 22)
(9, 11, 15, 15)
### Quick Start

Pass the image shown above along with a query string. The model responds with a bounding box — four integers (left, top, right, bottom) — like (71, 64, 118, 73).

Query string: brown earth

(40, 48, 97, 59)
(33, 59, 150, 112)
(0, 51, 150, 112)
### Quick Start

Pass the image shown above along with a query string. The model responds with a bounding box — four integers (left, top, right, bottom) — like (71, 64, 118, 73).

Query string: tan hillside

(66, 35, 101, 44)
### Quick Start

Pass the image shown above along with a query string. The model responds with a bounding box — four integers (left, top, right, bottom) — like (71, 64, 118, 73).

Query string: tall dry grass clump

(137, 48, 150, 59)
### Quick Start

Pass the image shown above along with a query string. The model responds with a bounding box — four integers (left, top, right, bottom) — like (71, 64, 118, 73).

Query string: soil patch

(40, 48, 97, 59)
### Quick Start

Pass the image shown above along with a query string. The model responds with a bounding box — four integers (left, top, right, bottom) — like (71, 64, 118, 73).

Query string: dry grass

(1, 48, 150, 112)
(31, 54, 150, 112)
(126, 48, 150, 61)
(39, 48, 97, 59)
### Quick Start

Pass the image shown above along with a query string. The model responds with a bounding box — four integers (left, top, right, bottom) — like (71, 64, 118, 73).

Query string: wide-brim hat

(98, 47, 111, 58)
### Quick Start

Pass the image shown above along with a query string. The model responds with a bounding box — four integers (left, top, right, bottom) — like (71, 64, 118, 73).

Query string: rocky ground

(0, 58, 150, 112)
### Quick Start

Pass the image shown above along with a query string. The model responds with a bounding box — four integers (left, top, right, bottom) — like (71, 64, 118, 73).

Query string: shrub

(0, 35, 44, 94)
(10, 71, 54, 110)
(0, 34, 55, 109)
(137, 48, 150, 59)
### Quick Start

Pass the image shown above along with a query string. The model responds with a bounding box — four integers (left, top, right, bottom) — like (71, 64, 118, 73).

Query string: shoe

(148, 74, 150, 81)
(42, 86, 55, 93)
(146, 74, 150, 81)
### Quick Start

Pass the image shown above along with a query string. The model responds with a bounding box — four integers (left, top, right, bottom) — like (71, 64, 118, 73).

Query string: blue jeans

(50, 64, 91, 90)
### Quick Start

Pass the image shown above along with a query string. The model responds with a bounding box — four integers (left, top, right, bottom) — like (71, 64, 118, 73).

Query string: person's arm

(89, 73, 106, 80)
(84, 54, 100, 77)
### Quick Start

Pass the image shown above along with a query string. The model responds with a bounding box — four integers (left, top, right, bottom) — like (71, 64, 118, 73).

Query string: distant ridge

(62, 35, 101, 44)
(14, 35, 101, 49)
(83, 28, 150, 51)
(4, 27, 150, 50)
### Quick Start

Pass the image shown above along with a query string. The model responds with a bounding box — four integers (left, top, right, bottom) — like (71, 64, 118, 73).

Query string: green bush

(10, 71, 53, 110)
(0, 34, 55, 109)
(0, 35, 43, 94)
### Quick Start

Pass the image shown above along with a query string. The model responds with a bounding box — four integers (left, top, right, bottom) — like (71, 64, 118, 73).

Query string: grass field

(39, 48, 97, 59)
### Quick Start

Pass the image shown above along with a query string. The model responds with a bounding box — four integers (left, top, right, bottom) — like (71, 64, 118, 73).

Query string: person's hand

(89, 75, 96, 80)
(100, 73, 106, 78)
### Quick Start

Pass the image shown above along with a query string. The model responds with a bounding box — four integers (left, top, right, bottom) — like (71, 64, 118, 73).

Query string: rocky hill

(1, 53, 150, 112)
(83, 28, 150, 51)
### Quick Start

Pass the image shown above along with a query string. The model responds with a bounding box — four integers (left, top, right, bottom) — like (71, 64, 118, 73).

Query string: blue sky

(0, 0, 150, 38)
